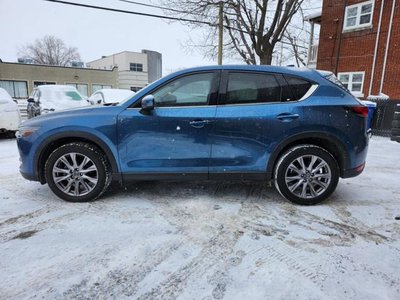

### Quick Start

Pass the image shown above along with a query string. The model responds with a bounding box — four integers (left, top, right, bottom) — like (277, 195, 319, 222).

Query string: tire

(274, 145, 339, 205)
(45, 142, 112, 202)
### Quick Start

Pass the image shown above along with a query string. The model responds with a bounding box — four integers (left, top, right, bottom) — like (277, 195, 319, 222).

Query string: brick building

(306, 0, 400, 99)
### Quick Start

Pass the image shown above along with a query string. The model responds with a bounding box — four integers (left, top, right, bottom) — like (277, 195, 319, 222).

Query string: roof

(168, 65, 320, 82)
(87, 50, 147, 64)
(304, 10, 322, 23)
(0, 60, 117, 72)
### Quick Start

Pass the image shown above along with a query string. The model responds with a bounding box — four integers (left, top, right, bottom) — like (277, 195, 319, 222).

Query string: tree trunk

(259, 48, 274, 65)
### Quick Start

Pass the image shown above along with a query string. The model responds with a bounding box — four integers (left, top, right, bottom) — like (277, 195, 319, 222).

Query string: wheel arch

(266, 132, 349, 180)
(34, 131, 120, 184)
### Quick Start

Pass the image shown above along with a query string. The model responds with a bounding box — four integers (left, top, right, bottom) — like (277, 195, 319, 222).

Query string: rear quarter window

(284, 76, 312, 101)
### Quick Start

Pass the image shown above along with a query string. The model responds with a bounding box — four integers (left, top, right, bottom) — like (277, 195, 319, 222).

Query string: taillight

(350, 106, 369, 117)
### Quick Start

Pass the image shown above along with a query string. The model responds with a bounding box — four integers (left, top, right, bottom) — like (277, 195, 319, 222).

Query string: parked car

(88, 88, 134, 105)
(16, 66, 370, 205)
(27, 85, 89, 119)
(0, 88, 21, 134)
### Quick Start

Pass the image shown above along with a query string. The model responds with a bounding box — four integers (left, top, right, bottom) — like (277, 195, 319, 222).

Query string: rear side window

(225, 72, 281, 104)
(284, 76, 312, 101)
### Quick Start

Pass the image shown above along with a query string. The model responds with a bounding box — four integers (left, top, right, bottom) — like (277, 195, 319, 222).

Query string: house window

(0, 80, 28, 99)
(343, 1, 374, 31)
(33, 81, 56, 87)
(92, 84, 112, 93)
(130, 63, 143, 72)
(66, 83, 89, 97)
(338, 72, 365, 96)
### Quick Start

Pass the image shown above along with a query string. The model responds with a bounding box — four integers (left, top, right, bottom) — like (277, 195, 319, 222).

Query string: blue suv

(16, 66, 369, 205)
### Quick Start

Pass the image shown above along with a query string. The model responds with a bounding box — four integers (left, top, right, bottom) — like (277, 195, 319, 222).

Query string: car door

(209, 71, 304, 179)
(117, 71, 220, 179)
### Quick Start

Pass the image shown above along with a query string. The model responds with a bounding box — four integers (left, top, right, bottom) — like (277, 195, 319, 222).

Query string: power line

(44, 0, 308, 49)
(44, 0, 214, 26)
(117, 0, 321, 13)
(117, 0, 199, 15)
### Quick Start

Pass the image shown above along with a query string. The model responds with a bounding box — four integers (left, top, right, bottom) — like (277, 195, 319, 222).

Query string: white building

(87, 50, 162, 92)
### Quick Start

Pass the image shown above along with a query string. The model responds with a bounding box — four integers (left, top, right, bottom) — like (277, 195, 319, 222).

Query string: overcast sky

(0, 0, 244, 75)
(0, 0, 320, 75)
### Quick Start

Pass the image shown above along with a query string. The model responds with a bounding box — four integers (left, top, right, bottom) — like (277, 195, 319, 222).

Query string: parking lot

(1, 136, 399, 299)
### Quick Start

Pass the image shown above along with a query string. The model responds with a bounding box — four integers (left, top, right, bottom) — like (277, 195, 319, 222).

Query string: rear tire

(274, 145, 339, 205)
(45, 142, 112, 202)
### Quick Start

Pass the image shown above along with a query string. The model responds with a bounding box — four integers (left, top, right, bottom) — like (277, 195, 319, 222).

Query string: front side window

(338, 72, 365, 96)
(153, 73, 215, 107)
(130, 63, 143, 72)
(225, 72, 281, 104)
(343, 1, 373, 31)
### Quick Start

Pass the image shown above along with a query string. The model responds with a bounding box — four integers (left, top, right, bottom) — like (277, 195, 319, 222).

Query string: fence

(369, 99, 400, 137)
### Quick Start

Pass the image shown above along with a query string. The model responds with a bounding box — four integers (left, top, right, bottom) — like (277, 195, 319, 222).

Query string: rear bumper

(341, 162, 365, 178)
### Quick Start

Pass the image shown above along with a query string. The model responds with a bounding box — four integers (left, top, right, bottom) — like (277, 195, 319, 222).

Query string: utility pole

(218, 1, 223, 65)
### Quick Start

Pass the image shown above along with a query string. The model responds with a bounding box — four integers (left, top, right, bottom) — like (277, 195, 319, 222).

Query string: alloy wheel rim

(52, 152, 98, 197)
(285, 155, 331, 199)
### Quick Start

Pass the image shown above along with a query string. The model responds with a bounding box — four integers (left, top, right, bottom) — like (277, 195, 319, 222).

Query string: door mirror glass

(140, 95, 155, 114)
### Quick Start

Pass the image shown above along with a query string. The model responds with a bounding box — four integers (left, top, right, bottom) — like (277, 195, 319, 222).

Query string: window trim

(343, 0, 374, 32)
(338, 71, 365, 97)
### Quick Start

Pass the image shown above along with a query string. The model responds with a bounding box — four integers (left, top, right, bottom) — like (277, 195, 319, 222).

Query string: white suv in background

(27, 85, 89, 119)
(0, 88, 21, 134)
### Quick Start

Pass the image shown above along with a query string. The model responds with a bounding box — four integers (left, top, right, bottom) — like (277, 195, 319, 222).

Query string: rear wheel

(274, 145, 339, 205)
(45, 142, 111, 202)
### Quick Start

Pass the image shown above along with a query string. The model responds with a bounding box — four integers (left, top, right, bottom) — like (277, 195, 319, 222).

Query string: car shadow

(103, 180, 287, 205)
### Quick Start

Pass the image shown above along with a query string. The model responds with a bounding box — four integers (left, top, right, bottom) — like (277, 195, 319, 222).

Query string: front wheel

(45, 142, 111, 202)
(274, 145, 339, 205)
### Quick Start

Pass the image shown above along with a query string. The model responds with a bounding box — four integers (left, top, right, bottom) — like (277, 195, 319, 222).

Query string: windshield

(65, 91, 84, 101)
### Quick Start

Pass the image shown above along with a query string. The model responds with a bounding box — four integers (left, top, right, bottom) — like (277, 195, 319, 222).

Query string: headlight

(16, 126, 40, 138)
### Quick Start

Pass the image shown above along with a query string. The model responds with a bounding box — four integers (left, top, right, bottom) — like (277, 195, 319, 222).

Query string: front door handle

(189, 119, 212, 128)
(276, 113, 300, 122)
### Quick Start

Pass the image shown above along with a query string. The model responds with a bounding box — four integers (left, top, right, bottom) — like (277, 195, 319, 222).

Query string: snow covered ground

(0, 136, 399, 299)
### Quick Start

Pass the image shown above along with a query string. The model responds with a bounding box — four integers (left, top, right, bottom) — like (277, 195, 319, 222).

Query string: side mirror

(27, 98, 35, 103)
(140, 95, 155, 115)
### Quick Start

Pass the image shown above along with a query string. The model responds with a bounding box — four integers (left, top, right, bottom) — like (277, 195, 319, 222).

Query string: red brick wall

(316, 0, 400, 99)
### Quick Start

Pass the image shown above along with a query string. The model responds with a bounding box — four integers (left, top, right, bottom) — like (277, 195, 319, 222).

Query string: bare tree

(161, 0, 305, 65)
(18, 35, 81, 66)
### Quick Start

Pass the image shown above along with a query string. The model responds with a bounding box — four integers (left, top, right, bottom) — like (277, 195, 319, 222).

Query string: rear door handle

(189, 119, 212, 128)
(276, 113, 300, 121)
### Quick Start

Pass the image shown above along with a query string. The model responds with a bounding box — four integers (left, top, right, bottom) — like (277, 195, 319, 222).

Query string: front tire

(274, 145, 339, 205)
(45, 142, 111, 202)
